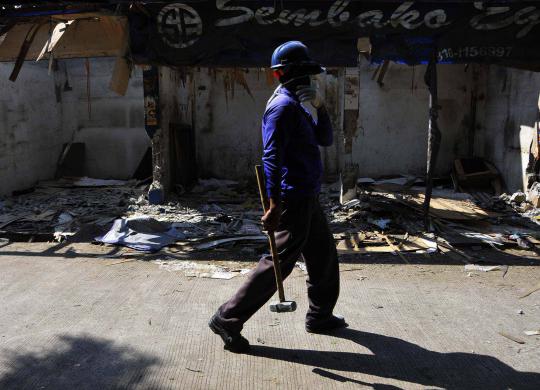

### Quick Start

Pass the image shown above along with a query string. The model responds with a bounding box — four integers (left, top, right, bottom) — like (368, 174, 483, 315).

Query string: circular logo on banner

(158, 3, 203, 49)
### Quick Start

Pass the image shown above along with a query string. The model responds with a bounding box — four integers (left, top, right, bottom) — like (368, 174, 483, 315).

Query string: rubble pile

(319, 176, 540, 261)
(1, 174, 539, 263)
(0, 179, 141, 241)
(0, 177, 267, 254)
(497, 191, 540, 222)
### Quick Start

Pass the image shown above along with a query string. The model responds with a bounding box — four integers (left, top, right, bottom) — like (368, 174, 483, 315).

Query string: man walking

(209, 41, 346, 353)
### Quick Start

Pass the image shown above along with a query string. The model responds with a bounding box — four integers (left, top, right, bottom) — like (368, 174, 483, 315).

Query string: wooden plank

(109, 56, 130, 96)
(407, 192, 499, 221)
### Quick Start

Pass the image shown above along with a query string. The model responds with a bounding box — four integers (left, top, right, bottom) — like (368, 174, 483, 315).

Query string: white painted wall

(0, 58, 148, 196)
(353, 62, 475, 178)
(191, 64, 475, 181)
(194, 69, 275, 180)
(60, 58, 149, 179)
(0, 62, 65, 196)
(2, 59, 535, 196)
(475, 66, 540, 192)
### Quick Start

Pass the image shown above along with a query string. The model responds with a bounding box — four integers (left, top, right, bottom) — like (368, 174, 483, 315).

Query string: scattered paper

(464, 264, 509, 277)
(296, 262, 307, 273)
(154, 260, 249, 279)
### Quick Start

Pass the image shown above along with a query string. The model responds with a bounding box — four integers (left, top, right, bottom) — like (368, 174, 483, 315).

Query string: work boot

(305, 314, 348, 334)
(209, 314, 250, 353)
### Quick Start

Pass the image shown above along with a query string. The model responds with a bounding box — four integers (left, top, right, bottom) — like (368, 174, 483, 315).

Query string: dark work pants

(216, 196, 340, 333)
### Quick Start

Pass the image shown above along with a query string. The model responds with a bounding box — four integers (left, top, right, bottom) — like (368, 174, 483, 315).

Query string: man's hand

(261, 198, 281, 232)
(296, 83, 324, 108)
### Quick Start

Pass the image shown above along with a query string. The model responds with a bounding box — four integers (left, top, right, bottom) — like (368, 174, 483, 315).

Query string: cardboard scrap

(110, 56, 131, 96)
(410, 193, 497, 221)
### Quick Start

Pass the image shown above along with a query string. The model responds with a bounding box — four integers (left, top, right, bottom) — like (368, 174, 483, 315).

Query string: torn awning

(129, 1, 540, 68)
(0, 15, 127, 62)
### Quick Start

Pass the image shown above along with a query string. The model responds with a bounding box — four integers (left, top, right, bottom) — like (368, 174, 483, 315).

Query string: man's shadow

(249, 328, 540, 389)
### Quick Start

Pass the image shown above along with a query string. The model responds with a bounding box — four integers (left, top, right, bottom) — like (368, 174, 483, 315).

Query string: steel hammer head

(269, 301, 297, 313)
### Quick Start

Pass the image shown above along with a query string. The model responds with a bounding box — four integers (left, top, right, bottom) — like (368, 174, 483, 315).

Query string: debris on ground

(0, 179, 138, 242)
(464, 264, 509, 276)
(528, 182, 540, 208)
(320, 174, 540, 264)
(451, 158, 502, 195)
(153, 260, 250, 279)
(296, 261, 307, 273)
(510, 192, 527, 204)
(1, 173, 539, 263)
(0, 177, 266, 254)
(97, 217, 186, 253)
(524, 330, 540, 336)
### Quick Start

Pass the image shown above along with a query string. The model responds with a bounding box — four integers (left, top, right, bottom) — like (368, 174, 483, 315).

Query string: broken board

(336, 233, 437, 254)
(405, 191, 500, 221)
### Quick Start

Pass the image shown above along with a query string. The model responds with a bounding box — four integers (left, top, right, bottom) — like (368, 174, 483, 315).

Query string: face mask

(309, 75, 320, 89)
(281, 75, 307, 87)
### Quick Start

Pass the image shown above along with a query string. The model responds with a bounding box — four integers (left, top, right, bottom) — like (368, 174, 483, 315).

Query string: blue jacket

(262, 86, 333, 199)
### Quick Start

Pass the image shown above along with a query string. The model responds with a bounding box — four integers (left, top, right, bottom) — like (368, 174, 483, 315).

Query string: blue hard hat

(270, 41, 325, 75)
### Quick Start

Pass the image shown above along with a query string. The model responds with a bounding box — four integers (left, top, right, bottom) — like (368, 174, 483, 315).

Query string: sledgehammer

(255, 165, 297, 313)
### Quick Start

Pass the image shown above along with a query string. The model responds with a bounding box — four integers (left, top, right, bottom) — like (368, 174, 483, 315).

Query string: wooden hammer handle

(255, 165, 286, 303)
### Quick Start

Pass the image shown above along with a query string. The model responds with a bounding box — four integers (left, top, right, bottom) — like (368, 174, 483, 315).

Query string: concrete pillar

(143, 65, 196, 202)
(143, 65, 169, 203)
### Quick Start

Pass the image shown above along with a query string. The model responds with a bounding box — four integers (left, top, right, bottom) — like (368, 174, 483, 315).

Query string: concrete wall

(190, 64, 476, 181)
(475, 66, 540, 192)
(0, 58, 148, 196)
(60, 58, 149, 179)
(194, 69, 273, 180)
(3, 59, 535, 195)
(0, 62, 65, 196)
(353, 62, 476, 178)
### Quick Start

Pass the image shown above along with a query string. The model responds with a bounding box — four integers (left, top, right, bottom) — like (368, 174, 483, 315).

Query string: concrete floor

(0, 242, 539, 389)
